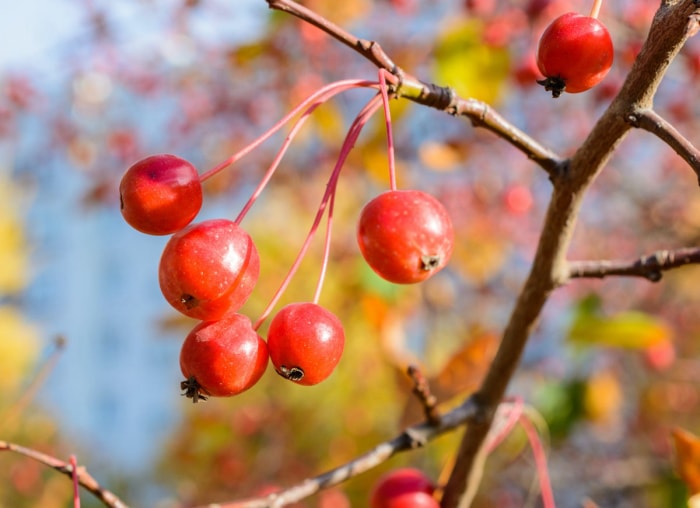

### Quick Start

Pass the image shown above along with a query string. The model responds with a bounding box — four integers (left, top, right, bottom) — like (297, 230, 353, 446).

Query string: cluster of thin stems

(195, 70, 400, 330)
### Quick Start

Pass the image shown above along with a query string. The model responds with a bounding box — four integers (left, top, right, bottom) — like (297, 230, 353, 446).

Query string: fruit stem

(254, 94, 384, 330)
(234, 94, 322, 224)
(378, 69, 398, 191)
(484, 398, 524, 454)
(519, 414, 555, 508)
(589, 0, 602, 19)
(198, 79, 378, 183)
(312, 189, 335, 305)
(70, 455, 81, 508)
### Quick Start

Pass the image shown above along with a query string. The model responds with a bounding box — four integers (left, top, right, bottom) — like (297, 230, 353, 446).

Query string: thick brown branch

(198, 396, 481, 508)
(265, 0, 700, 506)
(449, 97, 565, 177)
(441, 1, 700, 506)
(626, 108, 700, 184)
(567, 247, 700, 282)
(0, 441, 129, 508)
(265, 0, 563, 177)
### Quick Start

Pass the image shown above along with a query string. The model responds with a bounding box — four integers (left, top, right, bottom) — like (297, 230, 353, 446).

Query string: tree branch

(567, 247, 700, 282)
(263, 0, 700, 506)
(407, 365, 441, 426)
(0, 440, 129, 508)
(441, 1, 700, 506)
(265, 0, 564, 178)
(198, 396, 481, 508)
(626, 108, 700, 184)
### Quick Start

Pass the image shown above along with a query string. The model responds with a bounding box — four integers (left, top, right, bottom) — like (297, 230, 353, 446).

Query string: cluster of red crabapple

(118, 0, 612, 501)
(119, 70, 455, 404)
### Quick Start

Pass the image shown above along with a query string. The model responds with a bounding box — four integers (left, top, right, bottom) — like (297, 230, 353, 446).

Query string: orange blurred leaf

(672, 427, 700, 495)
(434, 330, 498, 397)
(399, 329, 497, 427)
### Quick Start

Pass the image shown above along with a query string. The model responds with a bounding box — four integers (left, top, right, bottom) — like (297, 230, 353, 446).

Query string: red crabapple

(180, 313, 268, 402)
(159, 218, 260, 321)
(119, 154, 202, 235)
(267, 302, 345, 386)
(357, 190, 454, 284)
(536, 12, 613, 97)
(370, 468, 439, 508)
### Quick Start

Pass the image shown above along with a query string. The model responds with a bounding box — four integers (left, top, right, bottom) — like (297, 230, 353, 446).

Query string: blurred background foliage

(2, 0, 700, 506)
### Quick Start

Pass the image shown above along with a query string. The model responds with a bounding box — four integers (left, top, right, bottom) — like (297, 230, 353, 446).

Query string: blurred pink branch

(0, 440, 129, 508)
(1, 335, 66, 434)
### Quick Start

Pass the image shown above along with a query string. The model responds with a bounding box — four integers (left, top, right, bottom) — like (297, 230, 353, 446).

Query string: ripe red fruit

(159, 218, 260, 321)
(370, 468, 438, 508)
(357, 190, 454, 284)
(536, 12, 613, 97)
(267, 302, 345, 386)
(180, 313, 268, 402)
(119, 154, 203, 235)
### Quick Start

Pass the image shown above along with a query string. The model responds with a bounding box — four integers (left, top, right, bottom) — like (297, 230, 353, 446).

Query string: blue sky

(0, 1, 266, 74)
(0, 1, 85, 71)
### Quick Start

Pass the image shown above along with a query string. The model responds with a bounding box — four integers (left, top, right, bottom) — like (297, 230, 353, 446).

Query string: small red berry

(159, 218, 260, 321)
(357, 190, 454, 284)
(180, 313, 268, 402)
(370, 468, 438, 508)
(536, 12, 613, 97)
(267, 302, 345, 386)
(119, 154, 203, 235)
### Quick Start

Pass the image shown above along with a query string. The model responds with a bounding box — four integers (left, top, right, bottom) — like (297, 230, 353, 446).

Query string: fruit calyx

(276, 365, 305, 382)
(420, 254, 442, 271)
(536, 76, 566, 98)
(180, 376, 210, 403)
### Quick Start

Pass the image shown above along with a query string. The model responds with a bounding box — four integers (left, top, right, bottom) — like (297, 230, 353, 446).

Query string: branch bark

(263, 0, 700, 505)
(567, 247, 700, 282)
(265, 0, 564, 177)
(626, 108, 700, 184)
(199, 396, 480, 508)
(441, 1, 700, 506)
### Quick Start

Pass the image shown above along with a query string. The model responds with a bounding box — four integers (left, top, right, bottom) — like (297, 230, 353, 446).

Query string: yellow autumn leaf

(418, 141, 467, 172)
(584, 369, 622, 425)
(568, 310, 671, 349)
(0, 306, 40, 393)
(451, 222, 509, 284)
(309, 0, 370, 24)
(433, 19, 510, 104)
(0, 173, 31, 293)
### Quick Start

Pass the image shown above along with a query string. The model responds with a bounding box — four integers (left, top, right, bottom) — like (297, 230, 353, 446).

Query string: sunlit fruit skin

(180, 313, 268, 402)
(267, 302, 345, 386)
(159, 218, 260, 321)
(119, 154, 203, 235)
(536, 12, 613, 97)
(357, 190, 454, 284)
(370, 468, 439, 508)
